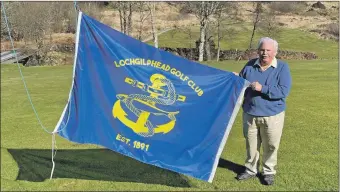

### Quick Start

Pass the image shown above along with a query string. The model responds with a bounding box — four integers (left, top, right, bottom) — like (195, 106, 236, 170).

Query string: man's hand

(250, 81, 262, 92)
(233, 72, 239, 76)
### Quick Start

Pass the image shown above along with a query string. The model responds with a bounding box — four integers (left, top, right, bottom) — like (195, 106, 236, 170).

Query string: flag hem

(53, 11, 83, 133)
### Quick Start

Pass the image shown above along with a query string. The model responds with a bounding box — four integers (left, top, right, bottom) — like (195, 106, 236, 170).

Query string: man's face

(257, 41, 276, 65)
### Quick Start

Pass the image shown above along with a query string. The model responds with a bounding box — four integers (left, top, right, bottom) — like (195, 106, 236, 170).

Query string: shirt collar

(254, 57, 277, 68)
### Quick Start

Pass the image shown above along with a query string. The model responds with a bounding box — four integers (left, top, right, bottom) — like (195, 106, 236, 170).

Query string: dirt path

(142, 28, 174, 43)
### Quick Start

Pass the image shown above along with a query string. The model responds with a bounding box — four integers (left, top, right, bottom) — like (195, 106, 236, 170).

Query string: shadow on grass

(218, 158, 245, 175)
(218, 159, 270, 185)
(7, 148, 191, 187)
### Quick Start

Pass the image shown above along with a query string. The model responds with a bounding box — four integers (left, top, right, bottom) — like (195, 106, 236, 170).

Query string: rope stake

(50, 133, 57, 180)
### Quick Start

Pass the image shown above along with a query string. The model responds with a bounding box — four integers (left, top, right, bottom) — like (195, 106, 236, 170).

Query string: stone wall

(160, 47, 318, 60)
(49, 44, 318, 61)
(49, 43, 75, 53)
(22, 43, 318, 66)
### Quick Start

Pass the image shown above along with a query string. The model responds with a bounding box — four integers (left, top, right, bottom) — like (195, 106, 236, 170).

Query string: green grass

(1, 59, 338, 191)
(148, 24, 338, 59)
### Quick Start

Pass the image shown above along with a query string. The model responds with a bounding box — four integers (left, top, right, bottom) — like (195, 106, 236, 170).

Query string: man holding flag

(235, 37, 292, 185)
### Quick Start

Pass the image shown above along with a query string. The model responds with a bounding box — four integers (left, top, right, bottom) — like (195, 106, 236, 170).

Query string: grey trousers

(243, 111, 285, 175)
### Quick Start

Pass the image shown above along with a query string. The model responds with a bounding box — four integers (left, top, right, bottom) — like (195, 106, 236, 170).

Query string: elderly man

(235, 37, 292, 185)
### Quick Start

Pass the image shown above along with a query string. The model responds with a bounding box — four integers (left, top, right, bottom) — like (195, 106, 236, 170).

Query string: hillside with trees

(1, 1, 338, 65)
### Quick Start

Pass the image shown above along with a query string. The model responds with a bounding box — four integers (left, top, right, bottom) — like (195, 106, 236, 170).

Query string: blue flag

(54, 12, 249, 182)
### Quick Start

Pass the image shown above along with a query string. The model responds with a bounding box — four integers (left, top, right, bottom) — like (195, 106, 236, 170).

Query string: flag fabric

(54, 12, 249, 182)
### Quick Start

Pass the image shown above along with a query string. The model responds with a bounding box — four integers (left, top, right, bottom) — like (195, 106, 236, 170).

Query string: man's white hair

(257, 37, 279, 54)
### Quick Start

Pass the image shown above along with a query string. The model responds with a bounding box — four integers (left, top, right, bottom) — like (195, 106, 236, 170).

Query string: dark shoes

(236, 172, 275, 186)
(236, 172, 256, 180)
(263, 174, 275, 185)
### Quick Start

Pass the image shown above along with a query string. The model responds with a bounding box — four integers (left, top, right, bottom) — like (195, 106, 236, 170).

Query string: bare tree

(214, 2, 239, 61)
(180, 26, 194, 60)
(148, 2, 158, 48)
(1, 2, 102, 64)
(136, 2, 150, 41)
(1, 2, 23, 41)
(215, 6, 223, 61)
(186, 2, 220, 61)
(204, 23, 213, 60)
(2, 2, 56, 64)
(249, 2, 263, 49)
(111, 2, 133, 35)
(258, 9, 281, 39)
(7, 3, 51, 45)
(127, 3, 133, 35)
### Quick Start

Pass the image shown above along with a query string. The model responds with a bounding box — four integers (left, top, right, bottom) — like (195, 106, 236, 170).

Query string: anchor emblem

(112, 74, 186, 137)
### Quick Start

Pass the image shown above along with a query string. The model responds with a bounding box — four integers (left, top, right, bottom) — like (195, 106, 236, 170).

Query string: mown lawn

(1, 59, 338, 191)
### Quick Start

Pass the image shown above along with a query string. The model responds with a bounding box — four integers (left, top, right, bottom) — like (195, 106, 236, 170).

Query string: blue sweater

(239, 58, 292, 116)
